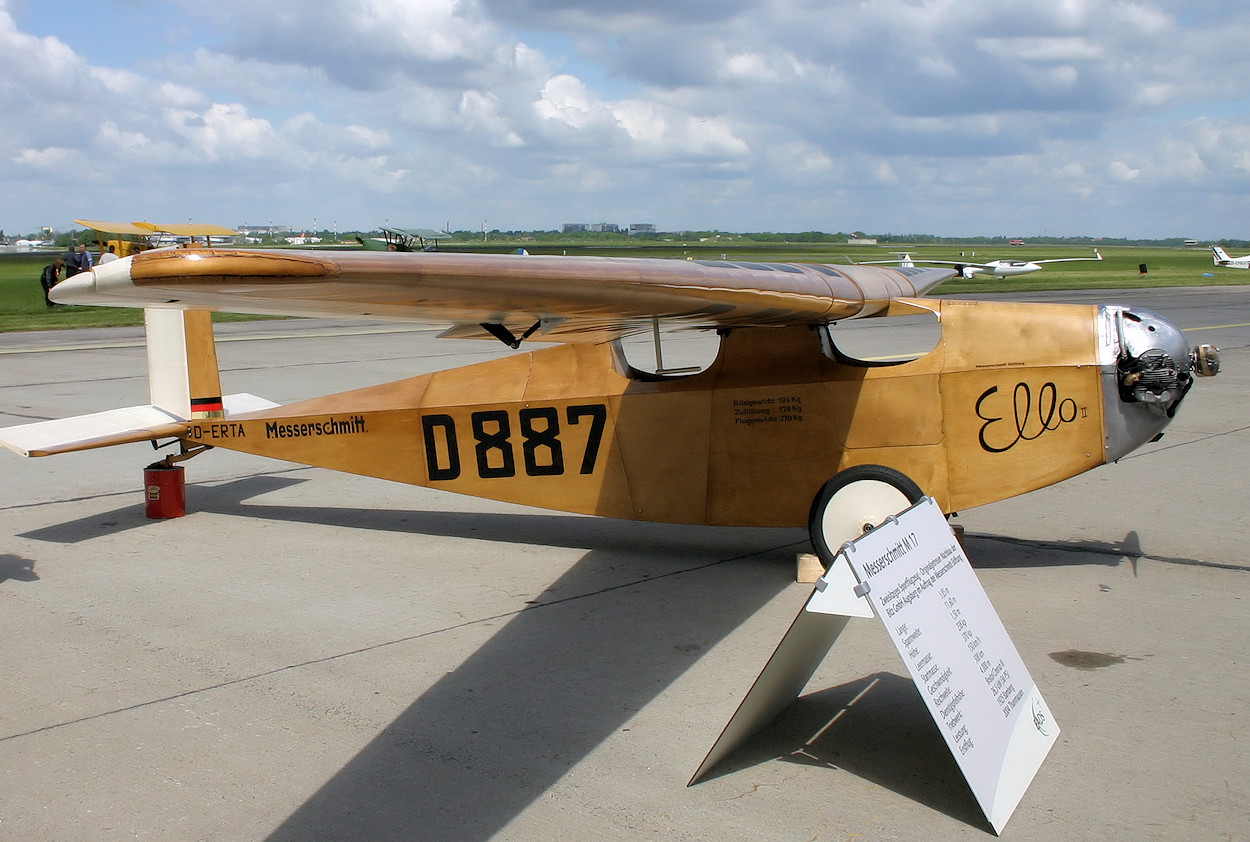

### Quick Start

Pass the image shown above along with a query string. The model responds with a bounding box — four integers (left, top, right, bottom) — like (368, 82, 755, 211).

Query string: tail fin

(145, 309, 225, 420)
(1212, 246, 1230, 264)
(0, 308, 277, 457)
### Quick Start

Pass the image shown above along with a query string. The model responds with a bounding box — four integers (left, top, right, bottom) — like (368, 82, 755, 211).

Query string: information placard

(827, 497, 1058, 834)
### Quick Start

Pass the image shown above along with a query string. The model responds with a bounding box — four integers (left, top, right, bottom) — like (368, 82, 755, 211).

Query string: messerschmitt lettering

(262, 415, 367, 439)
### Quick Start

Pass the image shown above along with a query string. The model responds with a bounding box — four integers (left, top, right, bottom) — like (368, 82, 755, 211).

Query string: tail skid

(0, 309, 278, 457)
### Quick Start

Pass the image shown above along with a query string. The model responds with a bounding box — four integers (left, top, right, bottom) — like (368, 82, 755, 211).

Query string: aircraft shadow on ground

(17, 475, 308, 544)
(961, 529, 1207, 571)
(967, 530, 1240, 572)
(697, 671, 988, 829)
(18, 476, 1134, 837)
(264, 542, 795, 841)
(18, 470, 1194, 574)
(0, 553, 39, 583)
(18, 475, 817, 839)
(21, 473, 810, 557)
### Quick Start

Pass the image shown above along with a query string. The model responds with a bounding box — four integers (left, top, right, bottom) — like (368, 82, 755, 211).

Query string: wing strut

(651, 317, 702, 375)
(480, 320, 542, 349)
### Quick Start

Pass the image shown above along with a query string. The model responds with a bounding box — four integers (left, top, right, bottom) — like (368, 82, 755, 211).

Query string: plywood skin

(182, 301, 1106, 527)
(933, 300, 1105, 510)
(79, 248, 955, 340)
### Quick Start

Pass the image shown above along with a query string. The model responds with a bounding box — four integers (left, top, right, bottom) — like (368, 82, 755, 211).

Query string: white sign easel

(692, 497, 1058, 835)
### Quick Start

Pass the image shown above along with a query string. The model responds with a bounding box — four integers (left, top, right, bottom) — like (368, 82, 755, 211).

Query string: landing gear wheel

(808, 464, 924, 568)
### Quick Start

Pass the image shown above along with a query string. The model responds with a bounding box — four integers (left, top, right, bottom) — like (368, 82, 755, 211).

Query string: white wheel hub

(815, 478, 912, 554)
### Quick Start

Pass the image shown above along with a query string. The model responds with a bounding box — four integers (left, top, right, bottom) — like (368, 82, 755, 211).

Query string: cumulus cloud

(2, 0, 1250, 236)
(193, 0, 508, 91)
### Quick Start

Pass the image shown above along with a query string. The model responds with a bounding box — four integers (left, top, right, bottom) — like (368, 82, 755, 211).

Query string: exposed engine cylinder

(1114, 308, 1218, 416)
(1118, 348, 1187, 406)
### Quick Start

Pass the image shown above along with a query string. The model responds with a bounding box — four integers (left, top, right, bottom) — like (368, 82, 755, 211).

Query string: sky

(3, 0, 1250, 239)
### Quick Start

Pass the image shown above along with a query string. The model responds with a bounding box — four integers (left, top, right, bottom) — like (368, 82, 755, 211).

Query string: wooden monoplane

(0, 246, 1222, 783)
(0, 247, 1219, 561)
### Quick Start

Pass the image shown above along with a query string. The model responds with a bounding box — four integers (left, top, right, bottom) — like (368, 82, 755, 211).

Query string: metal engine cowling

(1101, 306, 1219, 461)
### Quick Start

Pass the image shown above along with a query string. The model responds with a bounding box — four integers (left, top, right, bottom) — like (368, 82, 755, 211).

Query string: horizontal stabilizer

(220, 394, 282, 415)
(0, 394, 279, 457)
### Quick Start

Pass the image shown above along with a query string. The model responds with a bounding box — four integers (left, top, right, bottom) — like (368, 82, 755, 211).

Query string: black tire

(808, 464, 925, 568)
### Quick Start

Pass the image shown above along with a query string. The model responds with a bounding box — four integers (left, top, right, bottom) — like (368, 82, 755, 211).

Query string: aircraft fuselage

(184, 299, 1185, 526)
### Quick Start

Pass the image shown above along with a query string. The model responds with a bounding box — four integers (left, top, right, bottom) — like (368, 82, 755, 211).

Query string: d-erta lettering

(190, 423, 247, 439)
(265, 415, 368, 439)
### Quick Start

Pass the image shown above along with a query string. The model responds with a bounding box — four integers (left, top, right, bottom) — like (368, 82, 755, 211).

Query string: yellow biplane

(0, 247, 1219, 560)
(74, 219, 239, 257)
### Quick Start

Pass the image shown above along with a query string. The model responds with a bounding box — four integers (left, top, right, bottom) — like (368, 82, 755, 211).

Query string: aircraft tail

(1212, 246, 1231, 265)
(0, 308, 278, 457)
(146, 309, 226, 420)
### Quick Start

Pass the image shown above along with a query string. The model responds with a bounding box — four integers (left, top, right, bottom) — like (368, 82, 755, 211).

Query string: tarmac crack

(0, 411, 55, 423)
(0, 539, 803, 745)
(4, 374, 141, 389)
(1120, 423, 1250, 462)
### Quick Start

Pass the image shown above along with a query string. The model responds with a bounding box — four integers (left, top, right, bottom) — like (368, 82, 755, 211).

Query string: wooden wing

(53, 248, 954, 342)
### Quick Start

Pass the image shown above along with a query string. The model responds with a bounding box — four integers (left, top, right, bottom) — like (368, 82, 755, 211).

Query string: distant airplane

(1211, 246, 1250, 269)
(357, 226, 452, 252)
(75, 220, 239, 257)
(854, 249, 1102, 279)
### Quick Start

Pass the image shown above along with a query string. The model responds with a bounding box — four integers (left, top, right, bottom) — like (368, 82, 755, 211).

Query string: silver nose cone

(49, 254, 137, 306)
(1102, 305, 1218, 461)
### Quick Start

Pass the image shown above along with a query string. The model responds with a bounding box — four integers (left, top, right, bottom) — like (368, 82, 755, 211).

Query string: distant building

(563, 222, 627, 234)
(629, 224, 656, 235)
(237, 224, 291, 236)
(847, 237, 877, 245)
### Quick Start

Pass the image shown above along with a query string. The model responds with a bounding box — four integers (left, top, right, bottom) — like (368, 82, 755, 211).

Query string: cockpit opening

(821, 309, 942, 366)
(615, 319, 722, 379)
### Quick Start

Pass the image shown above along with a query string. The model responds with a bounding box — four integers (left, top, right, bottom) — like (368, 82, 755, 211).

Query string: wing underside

(53, 249, 954, 342)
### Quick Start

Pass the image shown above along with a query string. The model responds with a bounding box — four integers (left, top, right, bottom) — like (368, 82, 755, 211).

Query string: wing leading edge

(53, 249, 954, 342)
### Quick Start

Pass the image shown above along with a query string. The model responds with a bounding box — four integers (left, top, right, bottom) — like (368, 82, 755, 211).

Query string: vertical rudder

(145, 309, 224, 420)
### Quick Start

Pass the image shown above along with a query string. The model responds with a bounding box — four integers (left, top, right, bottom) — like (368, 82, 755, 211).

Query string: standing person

(40, 257, 65, 307)
(99, 244, 120, 264)
(65, 243, 93, 276)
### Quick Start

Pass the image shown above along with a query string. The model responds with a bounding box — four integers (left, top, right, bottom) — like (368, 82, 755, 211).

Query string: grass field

(0, 253, 278, 332)
(2, 242, 1243, 332)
